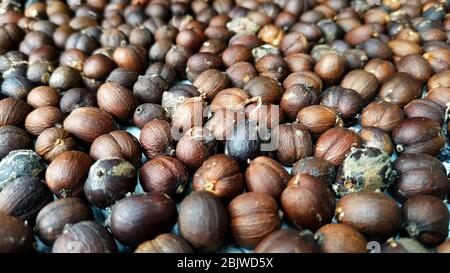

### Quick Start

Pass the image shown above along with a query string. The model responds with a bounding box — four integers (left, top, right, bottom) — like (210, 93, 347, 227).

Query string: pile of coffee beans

(0, 0, 449, 253)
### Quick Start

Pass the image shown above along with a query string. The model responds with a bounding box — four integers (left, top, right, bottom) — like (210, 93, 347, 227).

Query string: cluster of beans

(0, 0, 449, 253)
